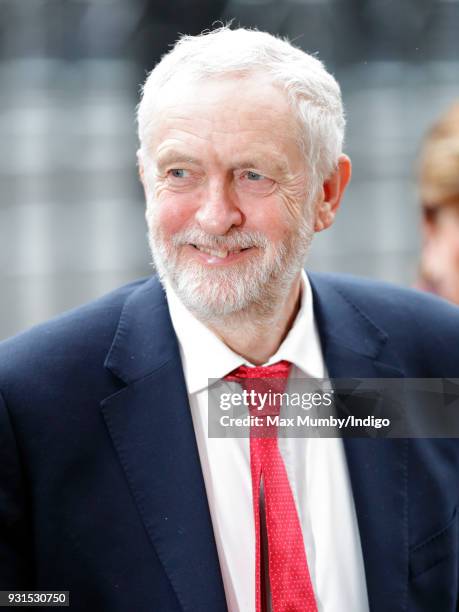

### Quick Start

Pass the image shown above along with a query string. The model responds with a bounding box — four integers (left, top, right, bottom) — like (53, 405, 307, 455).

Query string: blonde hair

(419, 102, 459, 206)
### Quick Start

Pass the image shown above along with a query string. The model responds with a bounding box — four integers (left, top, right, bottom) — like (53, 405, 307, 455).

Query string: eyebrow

(154, 149, 291, 176)
(232, 156, 290, 176)
(155, 151, 202, 170)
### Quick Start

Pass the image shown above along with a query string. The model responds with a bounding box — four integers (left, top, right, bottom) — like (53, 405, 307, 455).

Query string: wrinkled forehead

(139, 72, 302, 150)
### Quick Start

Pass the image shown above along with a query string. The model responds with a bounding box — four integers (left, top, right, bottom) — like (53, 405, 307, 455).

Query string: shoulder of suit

(0, 276, 159, 384)
(309, 271, 459, 359)
(310, 271, 459, 320)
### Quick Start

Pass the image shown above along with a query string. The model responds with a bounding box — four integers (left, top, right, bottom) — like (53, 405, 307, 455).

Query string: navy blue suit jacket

(1, 273, 459, 611)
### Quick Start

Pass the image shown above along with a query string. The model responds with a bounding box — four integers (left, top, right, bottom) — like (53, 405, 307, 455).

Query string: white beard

(147, 209, 314, 323)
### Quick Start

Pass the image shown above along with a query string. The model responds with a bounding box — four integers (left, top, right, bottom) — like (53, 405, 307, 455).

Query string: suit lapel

(100, 278, 227, 612)
(310, 274, 409, 612)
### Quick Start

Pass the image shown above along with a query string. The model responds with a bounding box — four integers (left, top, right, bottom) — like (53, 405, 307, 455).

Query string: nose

(195, 179, 242, 235)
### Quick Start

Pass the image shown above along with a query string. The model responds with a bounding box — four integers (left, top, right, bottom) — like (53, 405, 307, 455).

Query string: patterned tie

(224, 361, 318, 612)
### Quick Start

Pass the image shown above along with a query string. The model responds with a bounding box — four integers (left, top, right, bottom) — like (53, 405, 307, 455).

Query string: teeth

(209, 249, 228, 258)
(196, 246, 242, 258)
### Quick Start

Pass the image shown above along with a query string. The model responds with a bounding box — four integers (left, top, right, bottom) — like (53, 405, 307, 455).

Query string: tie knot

(224, 360, 291, 383)
(224, 360, 292, 418)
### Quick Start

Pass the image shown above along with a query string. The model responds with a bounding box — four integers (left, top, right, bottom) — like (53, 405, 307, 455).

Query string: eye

(246, 171, 265, 181)
(164, 167, 199, 191)
(168, 169, 188, 179)
(236, 170, 275, 194)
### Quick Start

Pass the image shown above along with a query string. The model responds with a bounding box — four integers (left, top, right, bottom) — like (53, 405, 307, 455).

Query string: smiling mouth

(191, 244, 252, 259)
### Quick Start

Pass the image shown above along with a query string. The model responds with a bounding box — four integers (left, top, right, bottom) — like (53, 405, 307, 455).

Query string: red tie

(225, 361, 318, 612)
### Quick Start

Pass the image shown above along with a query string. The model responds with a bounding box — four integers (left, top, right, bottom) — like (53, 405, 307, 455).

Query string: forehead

(145, 74, 302, 164)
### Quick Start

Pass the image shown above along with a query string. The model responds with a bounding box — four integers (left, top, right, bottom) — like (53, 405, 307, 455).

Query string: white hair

(137, 26, 346, 189)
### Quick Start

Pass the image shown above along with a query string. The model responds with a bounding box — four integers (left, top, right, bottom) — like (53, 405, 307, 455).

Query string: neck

(207, 274, 302, 365)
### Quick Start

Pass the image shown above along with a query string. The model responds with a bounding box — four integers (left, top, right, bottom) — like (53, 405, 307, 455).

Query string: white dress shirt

(165, 272, 369, 612)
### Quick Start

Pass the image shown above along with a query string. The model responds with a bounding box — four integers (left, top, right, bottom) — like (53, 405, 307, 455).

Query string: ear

(314, 154, 352, 232)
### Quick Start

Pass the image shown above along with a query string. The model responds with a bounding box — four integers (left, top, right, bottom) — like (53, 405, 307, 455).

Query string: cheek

(277, 178, 309, 226)
(243, 195, 296, 244)
(279, 193, 305, 227)
(149, 193, 195, 236)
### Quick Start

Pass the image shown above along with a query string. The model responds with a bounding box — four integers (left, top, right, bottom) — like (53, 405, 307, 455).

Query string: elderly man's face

(141, 74, 316, 319)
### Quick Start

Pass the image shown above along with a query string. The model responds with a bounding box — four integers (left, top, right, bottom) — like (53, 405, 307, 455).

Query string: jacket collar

(309, 272, 402, 375)
(105, 273, 405, 383)
(104, 277, 177, 384)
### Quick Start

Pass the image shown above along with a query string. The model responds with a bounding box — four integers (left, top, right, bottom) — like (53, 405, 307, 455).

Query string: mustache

(171, 228, 268, 250)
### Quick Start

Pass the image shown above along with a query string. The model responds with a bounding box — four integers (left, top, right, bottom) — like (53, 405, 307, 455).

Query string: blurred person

(418, 102, 459, 304)
(1, 27, 459, 612)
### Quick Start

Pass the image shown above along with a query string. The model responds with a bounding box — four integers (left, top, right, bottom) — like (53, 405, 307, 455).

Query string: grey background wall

(1, 0, 458, 339)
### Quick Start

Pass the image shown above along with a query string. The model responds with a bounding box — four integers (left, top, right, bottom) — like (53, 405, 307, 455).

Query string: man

(1, 27, 459, 612)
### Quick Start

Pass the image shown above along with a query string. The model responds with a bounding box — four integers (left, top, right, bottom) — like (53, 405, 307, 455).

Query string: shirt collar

(165, 270, 325, 395)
